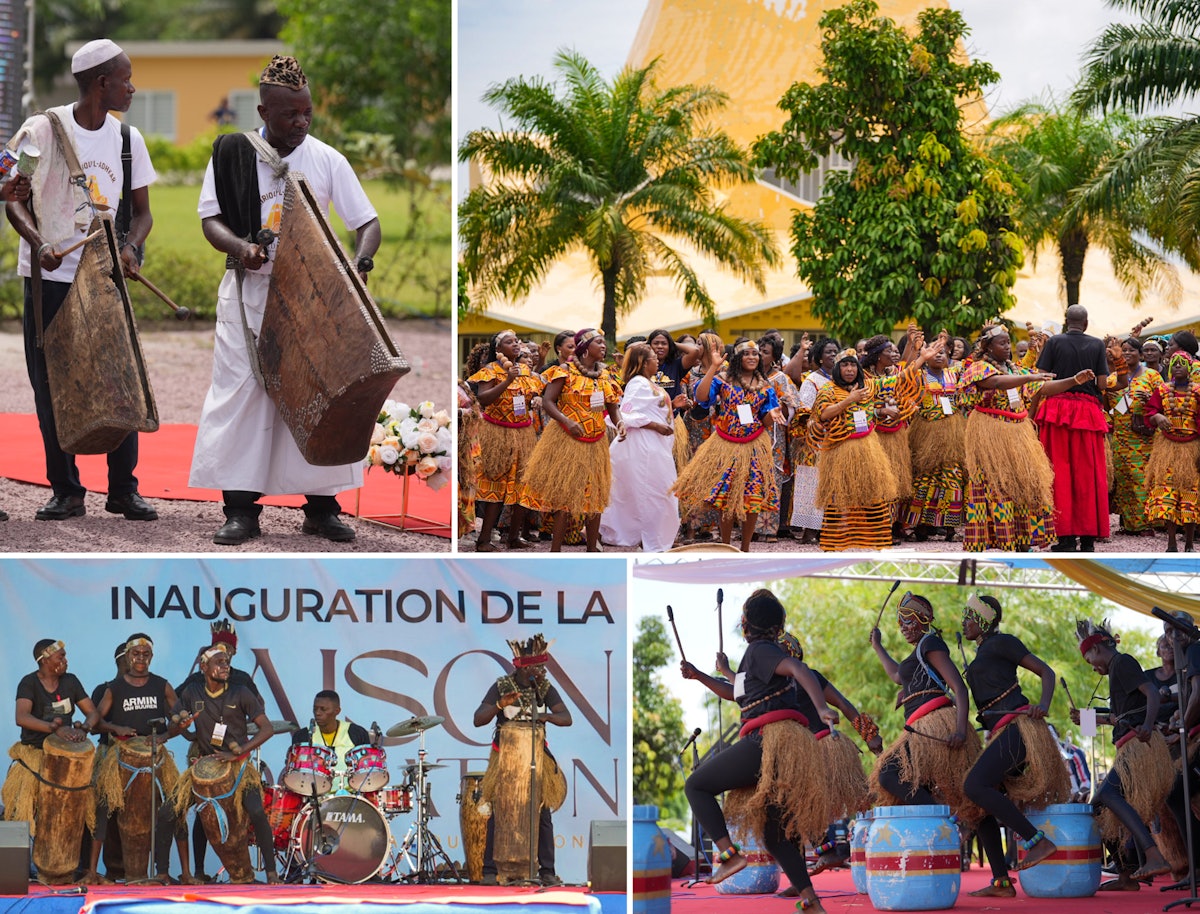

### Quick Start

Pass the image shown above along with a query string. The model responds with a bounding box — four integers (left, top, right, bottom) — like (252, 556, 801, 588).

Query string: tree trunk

(601, 264, 618, 347)
(1059, 229, 1089, 307)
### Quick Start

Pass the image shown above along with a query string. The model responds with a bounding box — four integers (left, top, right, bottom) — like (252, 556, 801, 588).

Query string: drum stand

(289, 783, 333, 884)
(393, 732, 463, 884)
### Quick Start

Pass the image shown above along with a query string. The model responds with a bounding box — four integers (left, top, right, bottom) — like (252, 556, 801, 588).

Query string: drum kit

(242, 715, 463, 885)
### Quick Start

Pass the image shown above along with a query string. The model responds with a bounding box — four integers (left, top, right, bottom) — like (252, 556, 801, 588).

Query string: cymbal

(403, 762, 446, 773)
(386, 715, 445, 737)
(247, 720, 300, 736)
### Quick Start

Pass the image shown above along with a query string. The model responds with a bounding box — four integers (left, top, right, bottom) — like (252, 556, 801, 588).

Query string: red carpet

(670, 864, 1178, 913)
(0, 413, 450, 538)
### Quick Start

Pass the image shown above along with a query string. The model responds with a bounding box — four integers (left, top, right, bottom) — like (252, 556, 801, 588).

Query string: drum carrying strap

(118, 749, 167, 803)
(230, 129, 289, 388)
(191, 757, 248, 844)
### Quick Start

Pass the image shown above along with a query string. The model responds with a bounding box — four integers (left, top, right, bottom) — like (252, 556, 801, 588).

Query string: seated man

(292, 689, 371, 793)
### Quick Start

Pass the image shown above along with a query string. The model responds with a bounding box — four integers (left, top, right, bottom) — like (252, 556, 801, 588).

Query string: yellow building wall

(132, 54, 271, 144)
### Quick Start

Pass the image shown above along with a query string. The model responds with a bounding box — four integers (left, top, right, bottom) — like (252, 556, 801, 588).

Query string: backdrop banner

(0, 557, 627, 882)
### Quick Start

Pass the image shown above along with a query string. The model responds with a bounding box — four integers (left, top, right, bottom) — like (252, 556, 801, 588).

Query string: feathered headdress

(211, 619, 237, 649)
(508, 633, 553, 669)
(1076, 618, 1117, 657)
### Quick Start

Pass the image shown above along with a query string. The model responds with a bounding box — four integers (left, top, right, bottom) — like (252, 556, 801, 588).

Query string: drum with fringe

(33, 732, 96, 884)
(186, 755, 256, 883)
(113, 737, 177, 881)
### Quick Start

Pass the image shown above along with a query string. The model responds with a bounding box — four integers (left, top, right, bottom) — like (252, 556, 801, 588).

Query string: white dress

(189, 133, 377, 495)
(599, 375, 679, 552)
(791, 370, 832, 530)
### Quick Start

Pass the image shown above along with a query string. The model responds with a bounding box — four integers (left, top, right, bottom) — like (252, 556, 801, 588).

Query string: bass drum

(292, 795, 389, 884)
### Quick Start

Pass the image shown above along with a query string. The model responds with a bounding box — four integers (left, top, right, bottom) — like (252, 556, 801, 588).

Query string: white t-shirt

(197, 130, 377, 277)
(16, 104, 157, 283)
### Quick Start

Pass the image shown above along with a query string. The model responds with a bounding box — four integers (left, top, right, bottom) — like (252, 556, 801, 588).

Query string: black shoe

(105, 491, 158, 521)
(213, 515, 262, 545)
(35, 494, 85, 520)
(481, 872, 498, 886)
(0, 509, 7, 521)
(539, 871, 563, 887)
(302, 513, 356, 543)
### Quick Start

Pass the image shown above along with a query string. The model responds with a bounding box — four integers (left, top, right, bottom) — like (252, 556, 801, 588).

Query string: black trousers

(155, 783, 274, 876)
(23, 278, 139, 497)
(482, 805, 555, 876)
(223, 490, 341, 519)
(683, 735, 812, 893)
(963, 724, 1039, 880)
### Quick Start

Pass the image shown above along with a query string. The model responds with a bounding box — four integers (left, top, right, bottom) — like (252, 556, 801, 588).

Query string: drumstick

(873, 580, 902, 631)
(716, 588, 724, 655)
(666, 605, 687, 664)
(50, 228, 104, 258)
(128, 272, 191, 321)
(1060, 676, 1078, 711)
(904, 724, 954, 745)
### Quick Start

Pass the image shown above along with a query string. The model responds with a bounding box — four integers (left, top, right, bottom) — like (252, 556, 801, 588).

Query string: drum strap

(191, 758, 248, 844)
(118, 754, 166, 804)
(12, 756, 92, 791)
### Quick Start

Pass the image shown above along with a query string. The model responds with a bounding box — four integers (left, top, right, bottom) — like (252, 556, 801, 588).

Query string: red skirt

(1036, 393, 1110, 537)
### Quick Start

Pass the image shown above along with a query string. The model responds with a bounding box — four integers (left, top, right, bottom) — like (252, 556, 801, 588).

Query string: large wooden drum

(191, 756, 255, 884)
(115, 737, 173, 881)
(459, 771, 488, 883)
(258, 173, 409, 465)
(43, 216, 158, 453)
(34, 732, 95, 884)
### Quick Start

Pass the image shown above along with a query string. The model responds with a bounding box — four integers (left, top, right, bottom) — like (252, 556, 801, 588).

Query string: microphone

(370, 721, 381, 747)
(303, 718, 316, 744)
(717, 588, 723, 606)
(678, 727, 703, 758)
(1153, 606, 1200, 642)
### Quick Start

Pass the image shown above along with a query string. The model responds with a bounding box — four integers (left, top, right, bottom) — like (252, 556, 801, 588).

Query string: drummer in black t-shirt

(14, 638, 99, 747)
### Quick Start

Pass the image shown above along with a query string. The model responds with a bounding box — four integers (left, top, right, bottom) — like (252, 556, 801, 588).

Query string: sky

(456, 0, 1141, 154)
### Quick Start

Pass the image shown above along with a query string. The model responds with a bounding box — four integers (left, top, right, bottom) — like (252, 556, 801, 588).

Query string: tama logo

(325, 811, 365, 823)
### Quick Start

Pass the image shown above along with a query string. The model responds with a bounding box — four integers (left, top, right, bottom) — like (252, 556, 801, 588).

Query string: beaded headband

(36, 640, 64, 663)
(733, 340, 759, 355)
(964, 594, 997, 627)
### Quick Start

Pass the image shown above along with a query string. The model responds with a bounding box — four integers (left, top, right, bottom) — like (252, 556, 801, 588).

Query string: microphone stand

(680, 730, 706, 887)
(148, 721, 159, 881)
(1155, 607, 1200, 911)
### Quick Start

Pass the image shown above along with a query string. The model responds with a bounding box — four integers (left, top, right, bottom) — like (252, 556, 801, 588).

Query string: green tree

(985, 99, 1178, 308)
(1071, 0, 1200, 267)
(753, 0, 1024, 340)
(633, 616, 688, 820)
(458, 50, 779, 344)
(279, 0, 450, 164)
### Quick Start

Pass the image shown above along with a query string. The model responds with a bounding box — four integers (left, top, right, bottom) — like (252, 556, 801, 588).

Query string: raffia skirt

(476, 420, 537, 505)
(518, 421, 612, 515)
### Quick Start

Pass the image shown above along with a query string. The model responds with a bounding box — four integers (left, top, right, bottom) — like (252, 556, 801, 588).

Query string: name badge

(50, 698, 72, 716)
(589, 390, 604, 411)
(736, 403, 754, 425)
(939, 396, 953, 415)
(1006, 387, 1021, 408)
(852, 409, 869, 433)
(512, 394, 527, 417)
(1115, 393, 1129, 415)
(211, 721, 228, 748)
(733, 672, 746, 700)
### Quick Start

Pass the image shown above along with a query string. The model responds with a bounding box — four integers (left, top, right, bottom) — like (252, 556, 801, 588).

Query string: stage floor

(0, 883, 623, 914)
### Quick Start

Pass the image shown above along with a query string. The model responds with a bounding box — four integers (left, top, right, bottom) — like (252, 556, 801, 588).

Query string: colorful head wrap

(574, 329, 602, 350)
(1167, 351, 1192, 378)
(897, 592, 933, 623)
(733, 340, 759, 355)
(964, 594, 998, 630)
(492, 328, 517, 346)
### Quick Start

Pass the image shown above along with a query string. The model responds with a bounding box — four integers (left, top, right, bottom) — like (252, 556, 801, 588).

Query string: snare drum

(345, 745, 389, 793)
(258, 785, 302, 850)
(281, 744, 335, 796)
(372, 785, 412, 814)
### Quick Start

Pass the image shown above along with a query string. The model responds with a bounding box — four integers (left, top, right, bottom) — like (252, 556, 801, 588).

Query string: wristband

(36, 242, 53, 259)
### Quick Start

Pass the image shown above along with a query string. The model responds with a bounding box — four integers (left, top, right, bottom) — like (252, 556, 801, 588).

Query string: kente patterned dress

(1105, 368, 1161, 533)
(790, 370, 832, 532)
(904, 366, 966, 529)
(958, 359, 1056, 552)
(808, 368, 924, 551)
(1143, 380, 1200, 525)
(517, 362, 621, 515)
(670, 375, 780, 522)
(756, 368, 800, 536)
(466, 362, 546, 506)
(678, 364, 722, 534)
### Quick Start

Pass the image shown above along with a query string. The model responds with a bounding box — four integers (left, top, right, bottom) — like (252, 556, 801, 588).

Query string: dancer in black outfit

(681, 589, 837, 913)
(959, 594, 1068, 897)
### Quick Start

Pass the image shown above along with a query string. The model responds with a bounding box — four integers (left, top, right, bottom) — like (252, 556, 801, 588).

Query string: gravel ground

(459, 514, 1171, 554)
(0, 318, 453, 553)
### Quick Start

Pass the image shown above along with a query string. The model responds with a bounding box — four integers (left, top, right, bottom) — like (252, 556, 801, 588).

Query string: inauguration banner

(0, 557, 627, 882)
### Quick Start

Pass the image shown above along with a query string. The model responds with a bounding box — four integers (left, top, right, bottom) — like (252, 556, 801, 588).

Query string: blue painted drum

(866, 804, 960, 911)
(850, 810, 874, 894)
(1017, 803, 1101, 898)
(715, 826, 781, 895)
(631, 805, 671, 914)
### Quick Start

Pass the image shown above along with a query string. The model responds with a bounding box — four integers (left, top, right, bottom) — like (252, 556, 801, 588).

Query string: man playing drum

(5, 38, 159, 523)
(189, 54, 381, 546)
(154, 645, 281, 883)
(472, 635, 571, 886)
(290, 690, 370, 791)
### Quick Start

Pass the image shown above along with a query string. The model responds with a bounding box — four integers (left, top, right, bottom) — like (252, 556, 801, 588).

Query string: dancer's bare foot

(1015, 835, 1057, 870)
(796, 888, 826, 912)
(969, 879, 1016, 897)
(78, 871, 114, 886)
(705, 852, 747, 884)
(1099, 872, 1141, 891)
(1132, 848, 1171, 881)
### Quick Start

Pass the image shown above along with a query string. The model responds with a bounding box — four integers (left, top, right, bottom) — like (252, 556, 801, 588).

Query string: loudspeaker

(664, 828, 696, 877)
(587, 819, 627, 891)
(0, 821, 29, 895)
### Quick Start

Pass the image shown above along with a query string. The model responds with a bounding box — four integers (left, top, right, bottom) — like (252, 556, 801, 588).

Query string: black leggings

(875, 747, 936, 805)
(684, 735, 812, 892)
(963, 724, 1040, 880)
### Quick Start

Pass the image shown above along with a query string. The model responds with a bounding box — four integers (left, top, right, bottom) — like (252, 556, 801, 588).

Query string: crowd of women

(456, 320, 1200, 553)
(677, 587, 1198, 910)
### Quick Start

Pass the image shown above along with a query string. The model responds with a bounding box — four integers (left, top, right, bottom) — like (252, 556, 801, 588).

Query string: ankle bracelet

(1021, 829, 1045, 852)
(990, 877, 1012, 888)
(797, 897, 819, 911)
(717, 843, 740, 863)
(814, 840, 836, 855)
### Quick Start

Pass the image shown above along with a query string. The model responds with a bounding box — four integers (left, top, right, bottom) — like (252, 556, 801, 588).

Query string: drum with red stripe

(715, 826, 779, 895)
(1016, 804, 1101, 897)
(866, 804, 960, 910)
(850, 810, 873, 894)
(632, 805, 670, 913)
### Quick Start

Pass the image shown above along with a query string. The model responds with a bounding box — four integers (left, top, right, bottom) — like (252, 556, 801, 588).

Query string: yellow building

(64, 40, 284, 145)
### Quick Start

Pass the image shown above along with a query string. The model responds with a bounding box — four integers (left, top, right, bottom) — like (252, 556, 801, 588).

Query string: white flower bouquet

(365, 399, 452, 491)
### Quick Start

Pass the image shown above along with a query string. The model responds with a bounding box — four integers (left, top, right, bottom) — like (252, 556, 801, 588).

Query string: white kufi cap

(71, 39, 124, 74)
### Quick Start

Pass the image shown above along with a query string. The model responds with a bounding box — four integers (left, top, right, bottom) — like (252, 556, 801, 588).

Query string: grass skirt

(975, 717, 1070, 811)
(816, 435, 898, 508)
(672, 415, 691, 473)
(479, 746, 567, 813)
(518, 421, 611, 515)
(870, 706, 983, 826)
(821, 730, 870, 819)
(964, 410, 1054, 509)
(910, 413, 966, 479)
(476, 421, 536, 505)
(95, 741, 181, 813)
(876, 427, 913, 499)
(671, 431, 777, 523)
(1097, 732, 1174, 843)
(724, 720, 829, 847)
(3, 743, 42, 834)
(1147, 437, 1200, 491)
(172, 756, 262, 817)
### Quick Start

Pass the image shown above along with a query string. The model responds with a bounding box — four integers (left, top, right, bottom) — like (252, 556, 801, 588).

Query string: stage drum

(866, 804, 959, 911)
(33, 732, 95, 884)
(258, 173, 409, 466)
(281, 744, 335, 797)
(43, 215, 159, 453)
(292, 795, 388, 884)
(258, 785, 302, 851)
(191, 755, 255, 883)
(116, 737, 173, 881)
(714, 824, 780, 895)
(492, 720, 561, 884)
(459, 771, 488, 883)
(345, 745, 389, 793)
(1017, 804, 1101, 897)
(850, 810, 874, 894)
(631, 805, 671, 914)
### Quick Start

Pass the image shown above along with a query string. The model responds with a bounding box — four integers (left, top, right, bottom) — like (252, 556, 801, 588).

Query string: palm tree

(458, 50, 779, 342)
(984, 98, 1178, 307)
(1071, 0, 1200, 268)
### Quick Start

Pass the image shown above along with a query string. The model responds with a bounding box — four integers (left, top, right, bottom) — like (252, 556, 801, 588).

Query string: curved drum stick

(716, 587, 724, 655)
(129, 272, 191, 321)
(873, 580, 902, 630)
(1060, 675, 1078, 711)
(666, 606, 687, 664)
